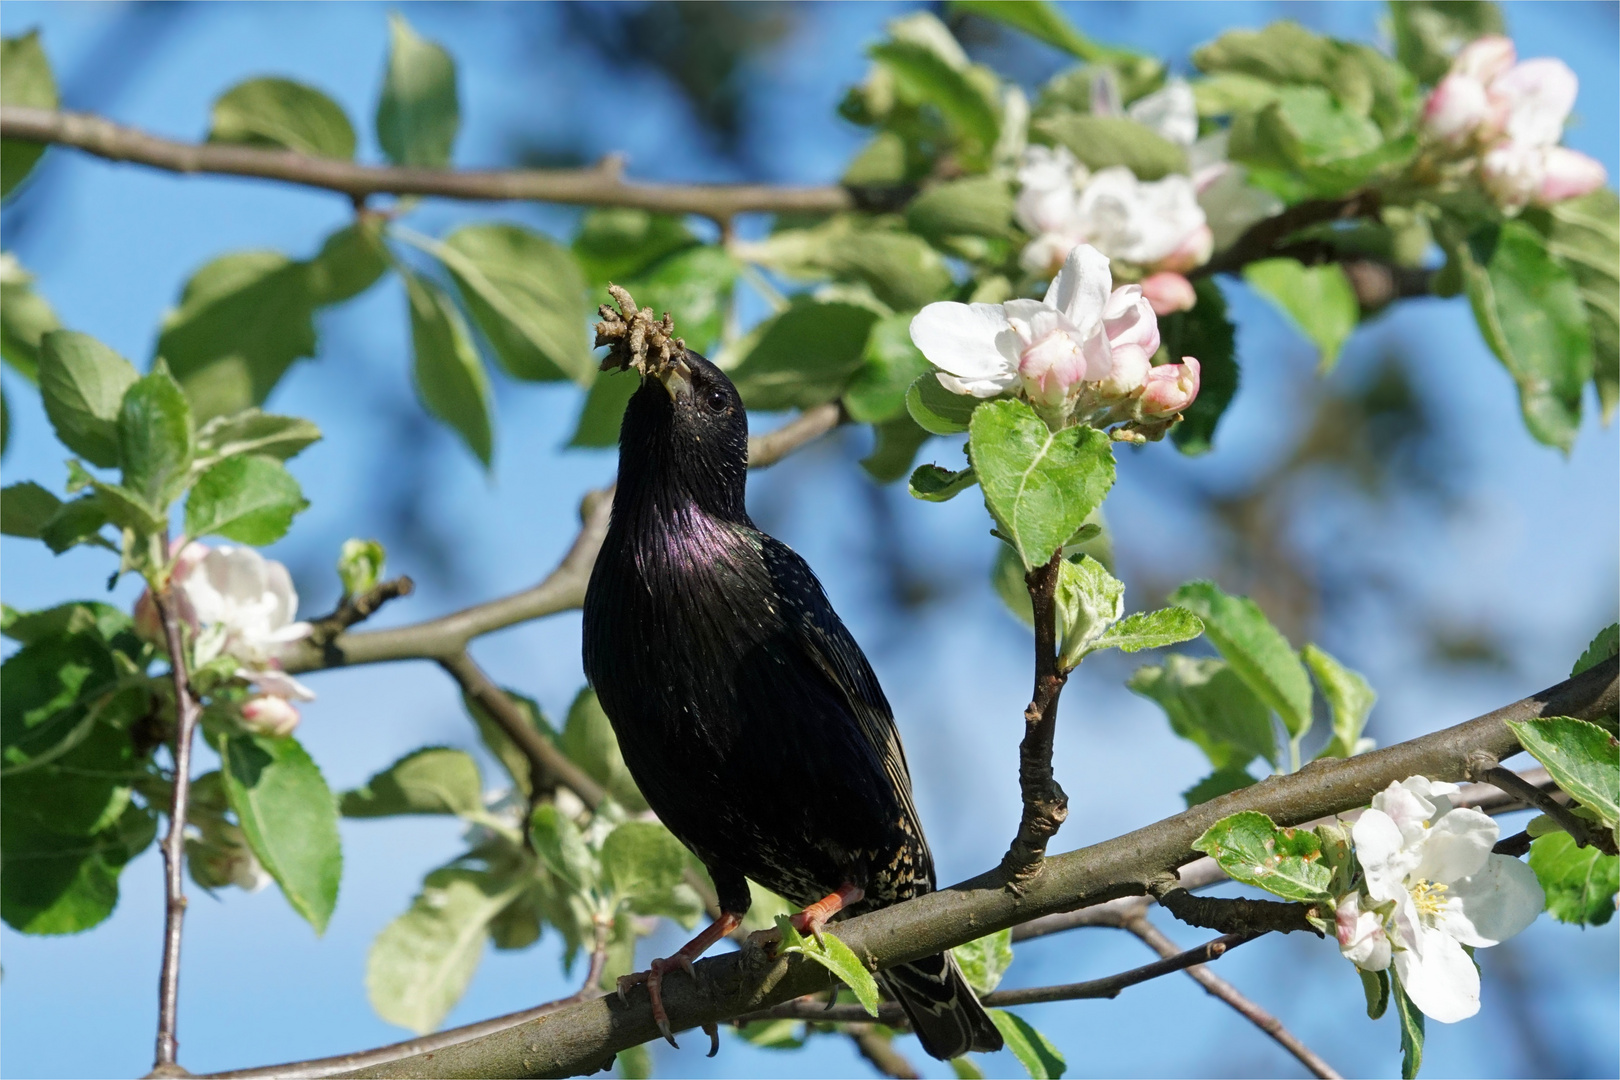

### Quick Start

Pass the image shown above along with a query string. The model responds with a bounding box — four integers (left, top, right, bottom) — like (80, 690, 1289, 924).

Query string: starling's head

(617, 347, 750, 521)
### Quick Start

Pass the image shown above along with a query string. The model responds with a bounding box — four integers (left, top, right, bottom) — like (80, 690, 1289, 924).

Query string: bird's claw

(616, 955, 699, 1049)
(703, 1021, 720, 1058)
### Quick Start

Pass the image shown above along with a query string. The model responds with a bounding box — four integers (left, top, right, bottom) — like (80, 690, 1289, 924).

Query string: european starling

(581, 340, 1003, 1061)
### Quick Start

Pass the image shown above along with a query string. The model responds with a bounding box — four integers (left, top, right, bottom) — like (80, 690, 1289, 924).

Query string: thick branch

(150, 591, 203, 1077)
(208, 656, 1614, 1080)
(0, 107, 854, 221)
(1001, 551, 1070, 883)
(1123, 913, 1340, 1080)
(1152, 883, 1323, 938)
(279, 405, 841, 674)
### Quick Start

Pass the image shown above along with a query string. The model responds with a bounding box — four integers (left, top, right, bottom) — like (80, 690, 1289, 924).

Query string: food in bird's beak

(654, 353, 693, 403)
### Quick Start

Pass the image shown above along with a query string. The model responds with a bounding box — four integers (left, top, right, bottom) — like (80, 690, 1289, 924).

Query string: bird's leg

(748, 883, 865, 954)
(616, 910, 744, 1049)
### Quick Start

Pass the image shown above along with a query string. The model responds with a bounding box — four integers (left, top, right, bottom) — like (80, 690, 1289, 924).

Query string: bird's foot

(616, 955, 695, 1047)
(747, 883, 866, 955)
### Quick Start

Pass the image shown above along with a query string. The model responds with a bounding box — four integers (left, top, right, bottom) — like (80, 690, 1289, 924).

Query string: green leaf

(908, 462, 976, 502)
(951, 1056, 987, 1080)
(37, 495, 113, 554)
(436, 223, 594, 383)
(209, 77, 356, 159)
(117, 364, 195, 514)
(3, 720, 133, 842)
(1, 252, 61, 380)
(193, 408, 321, 468)
(620, 245, 737, 356)
(1034, 114, 1187, 181)
(1091, 607, 1205, 655)
(1457, 221, 1594, 452)
(1182, 766, 1258, 807)
(1359, 967, 1390, 1021)
(1165, 278, 1237, 455)
(221, 733, 343, 934)
(1, 31, 59, 197)
(2, 600, 133, 646)
(988, 1010, 1067, 1079)
(1390, 1, 1504, 84)
(752, 218, 953, 312)
(487, 882, 544, 951)
(1129, 655, 1277, 770)
(1304, 643, 1376, 759)
(367, 865, 519, 1034)
(561, 687, 647, 813)
(1505, 717, 1619, 830)
(861, 415, 932, 484)
(736, 1019, 808, 1050)
(568, 368, 640, 449)
(907, 371, 987, 435)
(307, 219, 390, 306)
(950, 0, 1101, 62)
(184, 454, 307, 544)
(729, 301, 880, 412)
(1054, 555, 1124, 669)
(1391, 973, 1425, 1080)
(1192, 810, 1332, 902)
(529, 803, 598, 896)
(970, 399, 1115, 570)
(87, 478, 162, 535)
(845, 313, 933, 424)
(572, 208, 696, 287)
(338, 538, 387, 597)
(601, 820, 687, 905)
(341, 748, 485, 819)
(616, 1043, 654, 1078)
(37, 330, 140, 467)
(462, 687, 555, 797)
(2, 801, 153, 935)
(1528, 831, 1616, 926)
(376, 13, 459, 168)
(0, 631, 123, 773)
(1243, 258, 1359, 373)
(403, 270, 494, 466)
(157, 251, 320, 421)
(2, 481, 61, 539)
(869, 40, 999, 168)
(1171, 582, 1313, 741)
(775, 916, 881, 1018)
(951, 928, 1013, 995)
(1574, 623, 1619, 677)
(1541, 190, 1620, 422)
(905, 177, 1015, 243)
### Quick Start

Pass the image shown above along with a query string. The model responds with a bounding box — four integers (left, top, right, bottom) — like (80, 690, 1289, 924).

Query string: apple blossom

(240, 693, 302, 737)
(1537, 146, 1608, 204)
(1125, 77, 1198, 148)
(1454, 34, 1517, 84)
(1421, 72, 1495, 145)
(1492, 58, 1578, 148)
(1138, 357, 1201, 418)
(1335, 890, 1392, 972)
(1344, 776, 1545, 1023)
(1073, 166, 1211, 269)
(187, 820, 271, 893)
(178, 544, 313, 669)
(911, 244, 1176, 414)
(1140, 272, 1197, 316)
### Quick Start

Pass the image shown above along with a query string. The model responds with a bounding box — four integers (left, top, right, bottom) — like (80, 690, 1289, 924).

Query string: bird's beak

(655, 353, 694, 404)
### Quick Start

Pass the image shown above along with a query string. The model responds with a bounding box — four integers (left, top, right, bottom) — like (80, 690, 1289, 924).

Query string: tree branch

(1194, 191, 1382, 279)
(847, 1026, 919, 1080)
(306, 577, 416, 642)
(202, 656, 1615, 1080)
(278, 404, 842, 675)
(1151, 884, 1324, 938)
(1122, 912, 1340, 1080)
(0, 107, 855, 222)
(149, 590, 203, 1077)
(1479, 763, 1616, 855)
(1001, 551, 1070, 884)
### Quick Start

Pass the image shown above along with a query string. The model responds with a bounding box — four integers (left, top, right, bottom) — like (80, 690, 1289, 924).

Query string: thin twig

(150, 590, 203, 1076)
(306, 577, 415, 642)
(0, 107, 854, 223)
(1194, 191, 1381, 279)
(1481, 764, 1615, 854)
(1001, 550, 1070, 884)
(1124, 914, 1341, 1080)
(848, 1025, 920, 1080)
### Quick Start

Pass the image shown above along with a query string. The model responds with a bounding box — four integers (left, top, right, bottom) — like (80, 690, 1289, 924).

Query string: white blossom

(1343, 776, 1545, 1023)
(1126, 78, 1198, 148)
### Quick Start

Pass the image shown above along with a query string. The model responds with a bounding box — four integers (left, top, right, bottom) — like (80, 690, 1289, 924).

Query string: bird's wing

(755, 533, 929, 864)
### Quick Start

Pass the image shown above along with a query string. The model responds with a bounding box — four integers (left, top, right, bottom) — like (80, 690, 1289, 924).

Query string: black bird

(581, 335, 1002, 1061)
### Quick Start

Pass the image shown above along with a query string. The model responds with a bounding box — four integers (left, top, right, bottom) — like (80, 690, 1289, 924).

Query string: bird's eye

(704, 387, 729, 413)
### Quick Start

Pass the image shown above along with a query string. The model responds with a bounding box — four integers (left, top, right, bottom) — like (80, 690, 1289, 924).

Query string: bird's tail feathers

(879, 951, 1003, 1061)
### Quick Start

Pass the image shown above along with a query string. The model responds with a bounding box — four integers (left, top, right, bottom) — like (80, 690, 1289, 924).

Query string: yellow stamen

(1409, 879, 1449, 917)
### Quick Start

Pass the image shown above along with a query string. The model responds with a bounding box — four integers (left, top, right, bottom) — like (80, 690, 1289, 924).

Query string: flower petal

(1043, 244, 1112, 328)
(1440, 853, 1545, 947)
(1395, 921, 1481, 1023)
(1414, 805, 1497, 885)
(1354, 808, 1423, 903)
(910, 302, 1019, 382)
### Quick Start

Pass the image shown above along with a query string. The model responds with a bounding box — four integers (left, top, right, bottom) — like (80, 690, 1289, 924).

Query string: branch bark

(203, 656, 1616, 1080)
(0, 107, 855, 222)
(1001, 552, 1070, 884)
(150, 591, 203, 1077)
(277, 405, 842, 675)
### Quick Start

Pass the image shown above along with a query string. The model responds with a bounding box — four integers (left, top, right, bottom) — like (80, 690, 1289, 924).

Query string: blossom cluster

(1420, 35, 1607, 212)
(910, 244, 1200, 434)
(136, 542, 315, 737)
(1334, 777, 1544, 1023)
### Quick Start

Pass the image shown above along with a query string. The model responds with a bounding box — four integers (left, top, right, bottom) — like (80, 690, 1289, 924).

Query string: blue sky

(2, 3, 1616, 1078)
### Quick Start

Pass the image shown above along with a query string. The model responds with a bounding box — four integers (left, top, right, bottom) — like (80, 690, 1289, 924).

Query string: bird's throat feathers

(615, 375, 750, 527)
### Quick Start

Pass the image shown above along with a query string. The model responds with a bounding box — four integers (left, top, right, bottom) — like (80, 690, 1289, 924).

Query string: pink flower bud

(1139, 272, 1197, 316)
(1154, 224, 1214, 274)
(1480, 140, 1545, 213)
(1454, 35, 1516, 83)
(1017, 326, 1089, 409)
(1139, 356, 1201, 418)
(240, 694, 301, 737)
(1535, 147, 1608, 205)
(1335, 892, 1392, 972)
(1421, 73, 1492, 145)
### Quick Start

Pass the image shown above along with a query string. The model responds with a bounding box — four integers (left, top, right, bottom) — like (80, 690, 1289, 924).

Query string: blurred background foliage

(0, 2, 1615, 1078)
